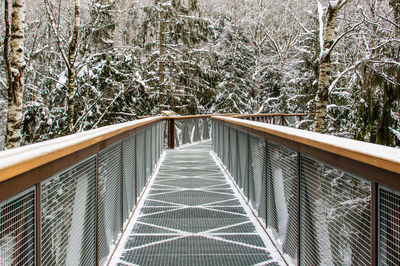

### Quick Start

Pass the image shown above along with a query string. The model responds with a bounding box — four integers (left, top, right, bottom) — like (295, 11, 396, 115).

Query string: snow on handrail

(0, 116, 164, 183)
(213, 116, 400, 175)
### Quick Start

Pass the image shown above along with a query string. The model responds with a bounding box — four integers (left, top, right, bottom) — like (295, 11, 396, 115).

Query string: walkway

(110, 141, 285, 265)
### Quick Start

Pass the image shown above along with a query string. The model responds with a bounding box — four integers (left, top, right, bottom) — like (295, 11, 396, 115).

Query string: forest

(1, 0, 399, 149)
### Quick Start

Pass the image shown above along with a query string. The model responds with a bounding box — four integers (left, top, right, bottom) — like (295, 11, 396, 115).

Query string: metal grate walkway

(110, 141, 285, 265)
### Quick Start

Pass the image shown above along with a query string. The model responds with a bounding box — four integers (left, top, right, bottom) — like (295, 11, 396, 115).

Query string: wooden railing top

(232, 113, 308, 118)
(213, 116, 400, 175)
(0, 117, 164, 183)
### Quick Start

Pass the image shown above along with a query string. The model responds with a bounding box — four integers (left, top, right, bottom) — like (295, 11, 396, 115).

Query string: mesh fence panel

(379, 187, 400, 266)
(218, 123, 224, 160)
(0, 188, 35, 266)
(98, 143, 123, 265)
(41, 157, 97, 266)
(223, 125, 229, 167)
(300, 155, 371, 266)
(123, 135, 136, 220)
(266, 142, 298, 262)
(152, 125, 157, 170)
(146, 128, 152, 182)
(237, 130, 249, 198)
(136, 131, 145, 195)
(248, 135, 266, 223)
(229, 127, 238, 182)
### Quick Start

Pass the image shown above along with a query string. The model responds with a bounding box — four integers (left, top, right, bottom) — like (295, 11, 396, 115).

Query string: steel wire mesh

(98, 143, 123, 265)
(237, 130, 249, 198)
(300, 155, 371, 266)
(223, 125, 230, 167)
(0, 188, 35, 266)
(146, 128, 152, 182)
(136, 131, 145, 195)
(229, 127, 238, 183)
(123, 135, 136, 220)
(379, 187, 400, 266)
(152, 125, 157, 170)
(40, 157, 97, 266)
(248, 135, 266, 223)
(266, 142, 298, 263)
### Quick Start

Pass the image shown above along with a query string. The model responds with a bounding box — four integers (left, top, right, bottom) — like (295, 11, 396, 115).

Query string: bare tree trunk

(4, 0, 26, 149)
(159, 1, 166, 111)
(67, 0, 80, 131)
(314, 1, 344, 133)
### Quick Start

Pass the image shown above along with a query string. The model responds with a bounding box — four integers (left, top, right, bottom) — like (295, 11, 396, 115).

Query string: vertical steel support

(95, 154, 99, 266)
(168, 119, 175, 149)
(35, 183, 41, 266)
(144, 130, 147, 183)
(228, 124, 231, 170)
(121, 142, 125, 230)
(246, 133, 250, 199)
(135, 135, 138, 205)
(371, 182, 378, 266)
(264, 140, 269, 227)
(281, 115, 285, 126)
(297, 152, 301, 266)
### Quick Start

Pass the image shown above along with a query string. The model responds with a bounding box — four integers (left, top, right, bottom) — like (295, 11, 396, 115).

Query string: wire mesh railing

(0, 117, 166, 265)
(212, 116, 400, 266)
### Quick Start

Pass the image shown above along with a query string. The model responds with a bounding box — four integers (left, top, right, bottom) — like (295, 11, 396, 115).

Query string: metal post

(135, 135, 138, 205)
(168, 119, 175, 149)
(246, 133, 250, 199)
(121, 142, 125, 230)
(264, 140, 269, 227)
(297, 152, 301, 266)
(281, 115, 285, 126)
(95, 155, 99, 266)
(35, 183, 41, 266)
(371, 182, 378, 266)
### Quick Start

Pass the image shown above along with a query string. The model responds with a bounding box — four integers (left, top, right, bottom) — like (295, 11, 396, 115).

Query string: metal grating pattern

(123, 135, 136, 220)
(0, 188, 35, 266)
(379, 187, 400, 266)
(300, 155, 371, 266)
(136, 131, 146, 196)
(223, 125, 230, 168)
(98, 143, 123, 265)
(266, 142, 298, 263)
(229, 127, 238, 184)
(237, 130, 249, 199)
(114, 142, 284, 265)
(41, 157, 97, 265)
(248, 135, 266, 223)
(145, 128, 152, 182)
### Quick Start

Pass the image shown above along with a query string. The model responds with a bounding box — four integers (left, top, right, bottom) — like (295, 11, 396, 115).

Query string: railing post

(264, 140, 269, 227)
(281, 115, 285, 126)
(168, 119, 175, 149)
(121, 142, 125, 230)
(35, 183, 41, 266)
(371, 182, 378, 266)
(297, 152, 301, 266)
(135, 135, 138, 205)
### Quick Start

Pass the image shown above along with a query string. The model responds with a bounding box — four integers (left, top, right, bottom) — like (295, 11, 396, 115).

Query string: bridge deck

(110, 141, 285, 265)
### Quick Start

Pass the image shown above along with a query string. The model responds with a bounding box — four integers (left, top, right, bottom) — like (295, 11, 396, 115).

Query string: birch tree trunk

(314, 1, 344, 133)
(67, 0, 80, 131)
(4, 0, 26, 149)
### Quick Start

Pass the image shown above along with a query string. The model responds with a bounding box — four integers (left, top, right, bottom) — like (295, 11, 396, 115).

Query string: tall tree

(4, 0, 26, 148)
(314, 0, 347, 133)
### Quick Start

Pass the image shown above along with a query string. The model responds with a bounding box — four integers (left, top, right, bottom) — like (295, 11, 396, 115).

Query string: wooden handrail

(231, 113, 308, 118)
(0, 117, 164, 183)
(212, 116, 400, 176)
